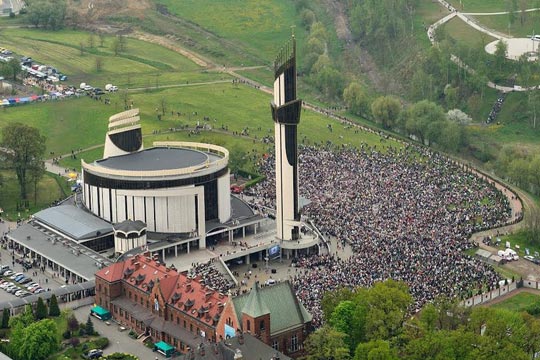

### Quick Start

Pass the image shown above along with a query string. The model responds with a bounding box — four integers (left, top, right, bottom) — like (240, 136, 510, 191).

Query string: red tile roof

(98, 253, 226, 326)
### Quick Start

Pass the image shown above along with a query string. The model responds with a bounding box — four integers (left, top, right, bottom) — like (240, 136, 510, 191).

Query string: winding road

(429, 0, 540, 92)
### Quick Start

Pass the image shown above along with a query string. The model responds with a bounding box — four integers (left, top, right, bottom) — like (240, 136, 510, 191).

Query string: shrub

(93, 337, 109, 349)
(62, 330, 72, 339)
(69, 337, 80, 347)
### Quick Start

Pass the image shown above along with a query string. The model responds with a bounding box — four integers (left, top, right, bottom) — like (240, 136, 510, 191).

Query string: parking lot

(0, 221, 66, 303)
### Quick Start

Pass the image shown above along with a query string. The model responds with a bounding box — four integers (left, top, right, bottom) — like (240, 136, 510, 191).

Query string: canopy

(154, 341, 174, 356)
(90, 305, 111, 320)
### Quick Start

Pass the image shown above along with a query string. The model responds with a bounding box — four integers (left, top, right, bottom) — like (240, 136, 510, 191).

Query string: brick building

(95, 253, 312, 357)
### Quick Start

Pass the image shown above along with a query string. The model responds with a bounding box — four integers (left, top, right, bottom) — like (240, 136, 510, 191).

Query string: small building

(216, 281, 312, 357)
(113, 219, 147, 255)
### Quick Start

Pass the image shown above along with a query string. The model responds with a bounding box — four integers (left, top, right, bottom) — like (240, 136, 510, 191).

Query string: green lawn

(491, 292, 540, 312)
(447, 0, 538, 13)
(0, 28, 227, 88)
(442, 17, 497, 48)
(154, 0, 308, 63)
(467, 91, 540, 155)
(471, 12, 540, 37)
(0, 171, 70, 221)
(57, 82, 402, 171)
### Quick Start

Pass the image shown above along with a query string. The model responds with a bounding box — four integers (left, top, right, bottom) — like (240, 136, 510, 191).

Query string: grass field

(0, 171, 70, 221)
(491, 291, 540, 312)
(467, 92, 540, 154)
(0, 28, 229, 88)
(447, 0, 538, 13)
(154, 0, 307, 62)
(471, 12, 540, 38)
(56, 82, 402, 171)
(442, 17, 497, 47)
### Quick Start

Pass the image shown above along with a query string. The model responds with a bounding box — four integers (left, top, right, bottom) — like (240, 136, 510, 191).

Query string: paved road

(73, 305, 161, 360)
(430, 0, 540, 92)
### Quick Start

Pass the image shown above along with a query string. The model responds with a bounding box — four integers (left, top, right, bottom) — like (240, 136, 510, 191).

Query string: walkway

(430, 0, 540, 92)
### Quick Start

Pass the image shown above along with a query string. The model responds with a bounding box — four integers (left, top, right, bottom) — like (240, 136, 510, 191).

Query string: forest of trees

(303, 280, 540, 360)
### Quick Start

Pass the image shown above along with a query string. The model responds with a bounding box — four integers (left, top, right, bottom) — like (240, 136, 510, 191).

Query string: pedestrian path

(429, 0, 540, 93)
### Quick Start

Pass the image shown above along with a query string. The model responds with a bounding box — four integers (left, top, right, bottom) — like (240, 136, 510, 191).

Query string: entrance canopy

(90, 305, 111, 320)
(154, 341, 174, 357)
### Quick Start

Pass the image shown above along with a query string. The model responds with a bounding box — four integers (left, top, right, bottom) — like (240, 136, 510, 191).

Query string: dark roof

(0, 281, 95, 311)
(33, 205, 113, 241)
(96, 147, 220, 171)
(7, 224, 110, 280)
(233, 281, 312, 335)
(175, 334, 291, 360)
(114, 219, 147, 234)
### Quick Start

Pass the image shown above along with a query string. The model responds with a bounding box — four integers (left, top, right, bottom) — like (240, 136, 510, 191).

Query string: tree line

(302, 280, 540, 360)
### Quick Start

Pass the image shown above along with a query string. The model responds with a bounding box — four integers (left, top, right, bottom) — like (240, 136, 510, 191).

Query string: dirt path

(130, 31, 210, 68)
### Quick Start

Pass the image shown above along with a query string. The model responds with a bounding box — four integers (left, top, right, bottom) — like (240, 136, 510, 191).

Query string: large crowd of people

(249, 144, 512, 327)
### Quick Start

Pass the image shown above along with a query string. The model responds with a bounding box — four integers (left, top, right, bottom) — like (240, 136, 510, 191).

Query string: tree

(321, 286, 355, 321)
(25, 0, 67, 30)
(86, 315, 95, 336)
(1, 308, 10, 329)
(2, 123, 46, 201)
(402, 100, 446, 145)
(228, 146, 248, 176)
(303, 325, 351, 360)
(329, 301, 357, 351)
(95, 57, 103, 72)
(49, 295, 60, 317)
(67, 314, 79, 334)
(29, 160, 45, 205)
(363, 280, 412, 341)
(371, 96, 401, 129)
(494, 40, 508, 70)
(36, 297, 47, 320)
(98, 32, 105, 47)
(2, 58, 22, 82)
(88, 33, 95, 48)
(354, 340, 397, 360)
(111, 37, 121, 56)
(447, 109, 472, 125)
(35, 297, 47, 320)
(17, 319, 59, 360)
(343, 82, 370, 117)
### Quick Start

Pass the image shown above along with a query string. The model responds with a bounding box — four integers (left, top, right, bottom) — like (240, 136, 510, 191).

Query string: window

(246, 320, 251, 332)
(272, 340, 279, 351)
(260, 320, 265, 331)
(291, 334, 298, 352)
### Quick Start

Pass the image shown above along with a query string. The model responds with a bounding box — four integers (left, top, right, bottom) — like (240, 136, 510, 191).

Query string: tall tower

(271, 37, 302, 241)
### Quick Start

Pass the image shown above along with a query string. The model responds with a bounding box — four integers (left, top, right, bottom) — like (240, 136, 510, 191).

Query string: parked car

(84, 349, 103, 359)
(34, 289, 45, 294)
(20, 278, 32, 285)
(1, 282, 14, 289)
(3, 270, 14, 277)
(93, 88, 105, 95)
(27, 283, 39, 290)
(10, 273, 23, 280)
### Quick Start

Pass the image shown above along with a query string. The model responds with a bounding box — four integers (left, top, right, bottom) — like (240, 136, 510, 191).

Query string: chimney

(134, 262, 140, 270)
(131, 258, 136, 265)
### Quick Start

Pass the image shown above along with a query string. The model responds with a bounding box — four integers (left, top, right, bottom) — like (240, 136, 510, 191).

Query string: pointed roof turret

(241, 281, 270, 318)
